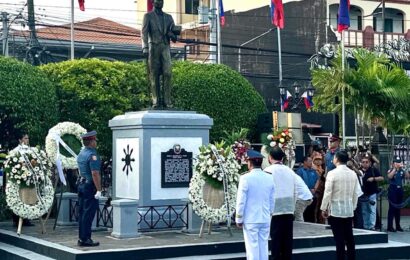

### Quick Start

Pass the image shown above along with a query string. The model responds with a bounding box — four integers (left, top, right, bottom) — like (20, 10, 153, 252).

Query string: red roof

(15, 17, 184, 47)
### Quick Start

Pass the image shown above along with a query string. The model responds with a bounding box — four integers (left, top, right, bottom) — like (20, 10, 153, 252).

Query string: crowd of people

(235, 133, 410, 260)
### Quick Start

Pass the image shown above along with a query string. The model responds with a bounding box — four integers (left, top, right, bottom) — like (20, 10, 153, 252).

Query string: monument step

(0, 241, 55, 260)
(153, 241, 410, 260)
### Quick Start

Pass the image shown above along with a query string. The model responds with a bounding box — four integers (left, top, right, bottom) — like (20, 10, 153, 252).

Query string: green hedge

(172, 62, 266, 141)
(40, 59, 151, 158)
(0, 56, 58, 149)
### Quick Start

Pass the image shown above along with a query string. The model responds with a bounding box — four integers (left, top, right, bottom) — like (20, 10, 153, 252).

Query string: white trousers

(243, 223, 270, 260)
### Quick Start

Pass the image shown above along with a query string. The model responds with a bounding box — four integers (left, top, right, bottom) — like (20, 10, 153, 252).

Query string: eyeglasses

(361, 161, 370, 164)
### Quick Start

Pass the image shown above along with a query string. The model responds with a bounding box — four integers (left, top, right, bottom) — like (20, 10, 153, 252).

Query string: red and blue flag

(219, 0, 225, 26)
(147, 0, 153, 12)
(270, 0, 284, 29)
(338, 0, 350, 32)
(78, 0, 85, 11)
(302, 91, 314, 110)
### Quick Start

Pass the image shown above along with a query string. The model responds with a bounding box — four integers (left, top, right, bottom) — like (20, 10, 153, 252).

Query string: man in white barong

(236, 150, 275, 260)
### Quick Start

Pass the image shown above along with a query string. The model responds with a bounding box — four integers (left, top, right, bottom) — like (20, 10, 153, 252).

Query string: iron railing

(69, 199, 188, 232)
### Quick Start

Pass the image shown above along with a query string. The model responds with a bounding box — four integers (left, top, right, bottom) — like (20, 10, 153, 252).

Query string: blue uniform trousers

(387, 185, 403, 230)
(78, 182, 98, 241)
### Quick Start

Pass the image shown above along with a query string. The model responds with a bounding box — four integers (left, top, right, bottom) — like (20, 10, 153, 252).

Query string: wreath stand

(198, 183, 225, 238)
(198, 145, 233, 238)
(17, 187, 47, 236)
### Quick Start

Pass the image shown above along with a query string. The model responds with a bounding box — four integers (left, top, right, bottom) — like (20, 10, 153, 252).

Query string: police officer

(387, 156, 409, 232)
(77, 130, 101, 247)
(324, 134, 341, 173)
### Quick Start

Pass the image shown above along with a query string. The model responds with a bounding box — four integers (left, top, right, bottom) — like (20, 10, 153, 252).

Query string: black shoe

(78, 239, 99, 247)
(396, 227, 404, 232)
(387, 228, 396, 232)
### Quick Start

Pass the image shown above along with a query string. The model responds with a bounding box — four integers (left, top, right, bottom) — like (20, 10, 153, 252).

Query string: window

(357, 16, 362, 30)
(185, 0, 200, 15)
(384, 19, 393, 33)
(373, 17, 377, 31)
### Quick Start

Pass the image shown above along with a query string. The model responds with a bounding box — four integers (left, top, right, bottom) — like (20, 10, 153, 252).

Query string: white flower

(279, 143, 283, 148)
(15, 164, 21, 169)
(270, 141, 276, 147)
(12, 168, 17, 173)
(206, 159, 213, 166)
(267, 134, 273, 140)
(13, 158, 18, 162)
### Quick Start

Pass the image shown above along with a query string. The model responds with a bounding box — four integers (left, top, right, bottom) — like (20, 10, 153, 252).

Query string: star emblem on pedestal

(121, 144, 135, 176)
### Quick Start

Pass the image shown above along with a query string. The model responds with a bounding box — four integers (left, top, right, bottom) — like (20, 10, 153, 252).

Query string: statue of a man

(142, 0, 180, 109)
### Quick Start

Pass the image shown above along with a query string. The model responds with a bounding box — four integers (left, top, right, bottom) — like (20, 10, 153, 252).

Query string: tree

(312, 48, 410, 139)
(0, 56, 59, 149)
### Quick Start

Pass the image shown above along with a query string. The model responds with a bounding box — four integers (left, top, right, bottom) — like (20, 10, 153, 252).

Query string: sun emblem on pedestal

(121, 144, 135, 176)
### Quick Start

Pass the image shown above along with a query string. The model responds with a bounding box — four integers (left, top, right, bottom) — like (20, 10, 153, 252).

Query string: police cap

(393, 156, 402, 163)
(81, 130, 97, 140)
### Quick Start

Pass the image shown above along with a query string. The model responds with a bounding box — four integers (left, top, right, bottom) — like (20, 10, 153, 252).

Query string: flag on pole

(270, 0, 284, 29)
(301, 91, 314, 110)
(147, 0, 154, 12)
(219, 0, 225, 27)
(78, 0, 85, 11)
(337, 0, 350, 32)
(280, 90, 291, 111)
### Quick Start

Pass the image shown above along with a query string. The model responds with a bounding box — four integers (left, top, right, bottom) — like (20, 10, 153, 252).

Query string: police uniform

(325, 134, 342, 173)
(236, 150, 275, 260)
(387, 156, 405, 232)
(77, 131, 101, 247)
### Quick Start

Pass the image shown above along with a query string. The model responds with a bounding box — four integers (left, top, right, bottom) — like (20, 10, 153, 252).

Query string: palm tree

(311, 48, 410, 146)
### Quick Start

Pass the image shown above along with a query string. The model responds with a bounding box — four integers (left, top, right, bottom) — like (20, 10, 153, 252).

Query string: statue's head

(153, 0, 163, 9)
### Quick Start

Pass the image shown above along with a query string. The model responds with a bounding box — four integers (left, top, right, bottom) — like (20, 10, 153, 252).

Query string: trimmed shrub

(172, 62, 266, 141)
(40, 59, 150, 158)
(0, 56, 59, 149)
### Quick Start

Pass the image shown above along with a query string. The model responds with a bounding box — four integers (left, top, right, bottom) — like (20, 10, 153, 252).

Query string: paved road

(383, 216, 410, 244)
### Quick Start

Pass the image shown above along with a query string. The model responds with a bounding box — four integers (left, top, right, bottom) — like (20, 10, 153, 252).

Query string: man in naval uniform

(236, 150, 275, 260)
(76, 130, 101, 247)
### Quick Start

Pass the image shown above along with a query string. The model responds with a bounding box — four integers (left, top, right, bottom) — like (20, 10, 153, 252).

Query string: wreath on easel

(188, 143, 240, 224)
(4, 147, 54, 234)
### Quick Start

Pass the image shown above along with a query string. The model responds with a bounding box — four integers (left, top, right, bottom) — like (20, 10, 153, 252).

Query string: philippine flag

(270, 0, 284, 29)
(302, 91, 314, 110)
(147, 0, 154, 12)
(219, 0, 225, 27)
(78, 0, 85, 11)
(338, 0, 350, 32)
(281, 90, 292, 111)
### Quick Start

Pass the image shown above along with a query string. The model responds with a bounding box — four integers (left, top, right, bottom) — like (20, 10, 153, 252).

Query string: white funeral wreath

(6, 179, 54, 219)
(4, 148, 54, 219)
(45, 122, 86, 169)
(188, 145, 240, 223)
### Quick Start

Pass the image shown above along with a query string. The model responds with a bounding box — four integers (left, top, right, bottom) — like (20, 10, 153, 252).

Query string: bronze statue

(142, 0, 181, 109)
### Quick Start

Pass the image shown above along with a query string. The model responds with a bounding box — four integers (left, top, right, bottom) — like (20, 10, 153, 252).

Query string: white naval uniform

(235, 168, 275, 260)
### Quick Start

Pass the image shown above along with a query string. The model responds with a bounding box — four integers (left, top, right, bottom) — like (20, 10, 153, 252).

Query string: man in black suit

(142, 0, 179, 109)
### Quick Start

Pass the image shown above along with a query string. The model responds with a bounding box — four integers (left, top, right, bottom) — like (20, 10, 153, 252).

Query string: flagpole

(216, 2, 221, 64)
(341, 31, 346, 148)
(277, 28, 282, 84)
(70, 0, 74, 60)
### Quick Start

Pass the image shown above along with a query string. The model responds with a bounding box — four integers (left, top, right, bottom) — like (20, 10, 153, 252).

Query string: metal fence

(69, 199, 188, 232)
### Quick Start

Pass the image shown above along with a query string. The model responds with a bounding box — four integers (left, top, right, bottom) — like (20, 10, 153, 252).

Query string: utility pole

(27, 0, 39, 47)
(1, 12, 9, 56)
(209, 0, 217, 63)
(382, 0, 386, 48)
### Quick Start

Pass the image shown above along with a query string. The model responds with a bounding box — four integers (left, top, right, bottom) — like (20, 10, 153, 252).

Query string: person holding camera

(360, 153, 383, 230)
(387, 156, 409, 232)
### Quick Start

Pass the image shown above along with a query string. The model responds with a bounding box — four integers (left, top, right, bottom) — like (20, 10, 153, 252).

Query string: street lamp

(279, 82, 315, 111)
